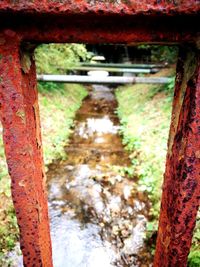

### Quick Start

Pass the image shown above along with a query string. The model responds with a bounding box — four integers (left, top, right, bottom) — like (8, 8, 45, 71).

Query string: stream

(5, 85, 152, 267)
(47, 85, 152, 267)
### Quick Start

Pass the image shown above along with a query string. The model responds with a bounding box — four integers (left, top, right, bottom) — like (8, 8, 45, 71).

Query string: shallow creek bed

(4, 85, 152, 267)
(46, 85, 152, 267)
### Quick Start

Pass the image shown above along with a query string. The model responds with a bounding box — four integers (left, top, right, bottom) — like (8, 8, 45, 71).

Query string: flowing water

(47, 85, 152, 267)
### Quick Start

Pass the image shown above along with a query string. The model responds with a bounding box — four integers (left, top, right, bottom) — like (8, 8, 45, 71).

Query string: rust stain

(154, 47, 200, 267)
(0, 34, 53, 267)
(0, 1, 198, 44)
(0, 0, 199, 15)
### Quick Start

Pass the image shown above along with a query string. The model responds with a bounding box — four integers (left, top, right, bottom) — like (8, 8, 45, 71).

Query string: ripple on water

(49, 210, 117, 267)
(47, 86, 152, 266)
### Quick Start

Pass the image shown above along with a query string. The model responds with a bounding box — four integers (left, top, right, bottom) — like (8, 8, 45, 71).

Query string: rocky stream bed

(47, 85, 152, 267)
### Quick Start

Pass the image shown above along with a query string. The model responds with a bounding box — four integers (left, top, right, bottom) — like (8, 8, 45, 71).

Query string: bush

(35, 43, 90, 74)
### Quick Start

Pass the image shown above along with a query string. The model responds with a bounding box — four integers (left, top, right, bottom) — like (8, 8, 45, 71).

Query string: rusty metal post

(154, 46, 200, 266)
(0, 30, 53, 266)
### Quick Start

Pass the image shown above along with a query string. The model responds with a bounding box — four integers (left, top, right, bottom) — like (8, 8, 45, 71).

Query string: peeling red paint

(0, 1, 199, 45)
(0, 32, 53, 267)
(0, 1, 199, 267)
(154, 47, 200, 267)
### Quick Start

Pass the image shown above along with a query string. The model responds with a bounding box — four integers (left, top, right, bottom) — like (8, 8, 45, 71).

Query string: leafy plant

(35, 43, 90, 74)
(138, 45, 178, 64)
(188, 214, 200, 267)
(188, 250, 200, 267)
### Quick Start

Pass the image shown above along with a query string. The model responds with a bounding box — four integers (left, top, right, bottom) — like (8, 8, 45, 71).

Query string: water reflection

(77, 116, 119, 138)
(50, 209, 115, 267)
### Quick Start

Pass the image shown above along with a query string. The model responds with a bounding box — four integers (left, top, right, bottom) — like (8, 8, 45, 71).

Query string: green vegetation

(188, 213, 200, 267)
(35, 43, 90, 74)
(0, 126, 19, 261)
(116, 68, 175, 218)
(138, 45, 178, 63)
(38, 82, 88, 166)
(115, 68, 200, 265)
(35, 43, 89, 165)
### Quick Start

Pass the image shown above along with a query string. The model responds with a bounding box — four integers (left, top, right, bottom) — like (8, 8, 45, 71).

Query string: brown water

(47, 85, 152, 267)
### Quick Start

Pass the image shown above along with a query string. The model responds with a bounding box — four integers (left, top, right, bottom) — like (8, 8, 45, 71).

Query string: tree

(35, 43, 90, 74)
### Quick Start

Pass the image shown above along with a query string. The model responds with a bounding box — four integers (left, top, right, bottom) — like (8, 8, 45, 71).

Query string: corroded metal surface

(0, 0, 199, 15)
(154, 47, 200, 266)
(0, 32, 53, 267)
(0, 1, 199, 44)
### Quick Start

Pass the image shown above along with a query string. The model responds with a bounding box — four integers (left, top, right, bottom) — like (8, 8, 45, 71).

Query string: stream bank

(47, 85, 152, 266)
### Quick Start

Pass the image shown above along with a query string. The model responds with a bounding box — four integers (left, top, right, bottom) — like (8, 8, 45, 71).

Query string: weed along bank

(0, 1, 199, 267)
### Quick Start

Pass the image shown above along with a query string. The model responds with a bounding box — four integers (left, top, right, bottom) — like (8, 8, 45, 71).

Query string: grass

(38, 82, 88, 166)
(115, 68, 200, 266)
(0, 82, 88, 263)
(116, 68, 174, 218)
(188, 213, 200, 267)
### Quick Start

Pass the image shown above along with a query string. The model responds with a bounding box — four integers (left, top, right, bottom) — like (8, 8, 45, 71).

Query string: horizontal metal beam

(81, 62, 168, 69)
(69, 66, 159, 74)
(37, 74, 171, 85)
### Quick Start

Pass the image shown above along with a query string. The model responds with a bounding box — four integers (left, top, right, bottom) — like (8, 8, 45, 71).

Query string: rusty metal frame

(0, 1, 199, 266)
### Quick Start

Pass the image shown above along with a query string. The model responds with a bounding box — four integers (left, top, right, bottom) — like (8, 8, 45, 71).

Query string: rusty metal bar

(37, 74, 171, 84)
(0, 31, 53, 267)
(154, 46, 200, 267)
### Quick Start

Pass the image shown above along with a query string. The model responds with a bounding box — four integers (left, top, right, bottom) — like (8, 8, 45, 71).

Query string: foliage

(38, 81, 65, 92)
(188, 213, 200, 267)
(38, 82, 88, 166)
(116, 68, 175, 213)
(0, 206, 18, 250)
(35, 43, 90, 74)
(138, 45, 178, 64)
(116, 68, 175, 219)
(188, 250, 200, 267)
(0, 131, 17, 259)
(0, 126, 9, 182)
